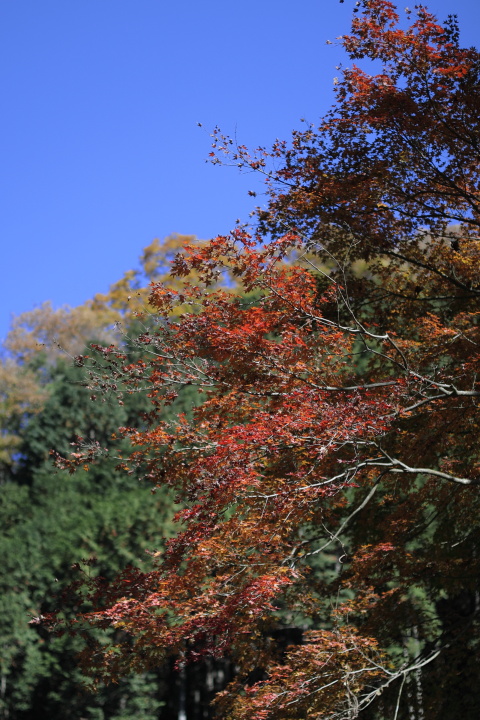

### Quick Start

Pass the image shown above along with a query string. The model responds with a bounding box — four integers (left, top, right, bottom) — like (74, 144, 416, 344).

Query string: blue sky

(1, 0, 479, 342)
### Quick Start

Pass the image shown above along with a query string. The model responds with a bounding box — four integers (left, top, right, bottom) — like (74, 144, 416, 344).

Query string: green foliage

(0, 233, 229, 718)
(0, 356, 176, 719)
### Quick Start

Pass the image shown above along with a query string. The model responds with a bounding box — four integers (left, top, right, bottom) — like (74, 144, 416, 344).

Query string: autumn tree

(45, 3, 480, 719)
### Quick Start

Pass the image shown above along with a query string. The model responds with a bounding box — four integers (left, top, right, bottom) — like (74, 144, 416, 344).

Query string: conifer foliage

(48, 3, 480, 718)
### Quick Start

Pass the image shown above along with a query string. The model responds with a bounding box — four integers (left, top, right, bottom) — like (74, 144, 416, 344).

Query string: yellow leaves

(0, 358, 48, 466)
(3, 235, 217, 362)
(4, 300, 120, 361)
(139, 234, 199, 284)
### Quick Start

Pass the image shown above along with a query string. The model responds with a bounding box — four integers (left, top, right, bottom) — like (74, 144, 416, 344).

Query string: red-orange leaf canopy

(47, 3, 480, 718)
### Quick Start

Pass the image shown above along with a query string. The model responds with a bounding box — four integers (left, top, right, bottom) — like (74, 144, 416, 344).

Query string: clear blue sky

(1, 0, 479, 342)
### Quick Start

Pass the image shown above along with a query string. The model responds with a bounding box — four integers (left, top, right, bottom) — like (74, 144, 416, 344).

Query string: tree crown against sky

(2, 0, 479, 344)
(42, 2, 480, 718)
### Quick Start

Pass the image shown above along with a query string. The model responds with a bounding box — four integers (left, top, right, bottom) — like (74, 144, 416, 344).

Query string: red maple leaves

(47, 3, 480, 717)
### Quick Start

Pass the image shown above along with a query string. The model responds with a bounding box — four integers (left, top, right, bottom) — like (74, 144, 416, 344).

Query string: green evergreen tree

(0, 357, 184, 719)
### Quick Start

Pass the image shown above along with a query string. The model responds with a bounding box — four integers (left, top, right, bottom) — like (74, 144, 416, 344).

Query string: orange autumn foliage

(46, 3, 480, 718)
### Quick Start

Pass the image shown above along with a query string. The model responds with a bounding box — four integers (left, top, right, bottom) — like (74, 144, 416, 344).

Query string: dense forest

(3, 1, 480, 718)
(0, 236, 212, 718)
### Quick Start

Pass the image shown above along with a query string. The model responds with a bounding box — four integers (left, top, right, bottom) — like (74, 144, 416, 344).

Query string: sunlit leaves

(45, 3, 480, 718)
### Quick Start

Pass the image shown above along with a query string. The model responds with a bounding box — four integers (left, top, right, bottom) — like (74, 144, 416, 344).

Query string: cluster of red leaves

(47, 3, 480, 718)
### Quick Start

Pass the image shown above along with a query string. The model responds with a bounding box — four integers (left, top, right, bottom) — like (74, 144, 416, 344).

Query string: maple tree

(45, 2, 480, 718)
